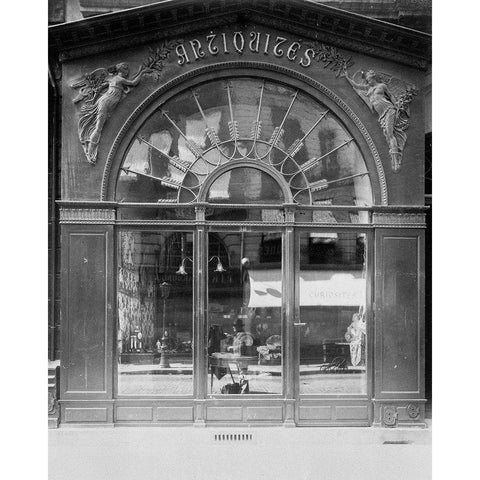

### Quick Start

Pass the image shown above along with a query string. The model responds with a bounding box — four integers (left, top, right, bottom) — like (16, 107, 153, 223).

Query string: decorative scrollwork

(383, 406, 398, 427)
(407, 403, 420, 419)
(48, 391, 56, 414)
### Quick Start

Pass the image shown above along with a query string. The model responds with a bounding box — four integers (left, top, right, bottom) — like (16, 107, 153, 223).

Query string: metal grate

(383, 440, 412, 445)
(214, 433, 253, 442)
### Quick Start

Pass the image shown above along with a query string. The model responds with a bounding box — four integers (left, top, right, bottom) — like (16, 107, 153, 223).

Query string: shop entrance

(294, 230, 368, 398)
(207, 230, 284, 396)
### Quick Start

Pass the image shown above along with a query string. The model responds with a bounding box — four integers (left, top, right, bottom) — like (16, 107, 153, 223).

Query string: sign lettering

(176, 30, 316, 68)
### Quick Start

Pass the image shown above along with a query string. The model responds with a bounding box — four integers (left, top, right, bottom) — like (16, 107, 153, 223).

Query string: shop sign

(175, 30, 352, 71)
(246, 269, 365, 307)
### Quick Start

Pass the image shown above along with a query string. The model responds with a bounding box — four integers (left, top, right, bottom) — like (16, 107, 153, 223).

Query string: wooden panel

(206, 407, 243, 421)
(64, 230, 110, 395)
(246, 406, 283, 421)
(156, 407, 194, 421)
(335, 406, 369, 420)
(116, 407, 153, 422)
(65, 407, 108, 423)
(298, 406, 332, 421)
(376, 231, 423, 396)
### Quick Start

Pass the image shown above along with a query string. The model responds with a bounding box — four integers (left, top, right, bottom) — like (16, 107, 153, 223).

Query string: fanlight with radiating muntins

(115, 77, 373, 206)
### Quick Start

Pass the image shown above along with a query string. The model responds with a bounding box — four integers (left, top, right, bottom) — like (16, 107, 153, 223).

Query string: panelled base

(54, 398, 430, 428)
(295, 398, 371, 426)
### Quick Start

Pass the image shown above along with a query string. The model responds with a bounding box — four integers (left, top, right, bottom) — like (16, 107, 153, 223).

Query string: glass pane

(116, 77, 373, 206)
(117, 231, 194, 395)
(299, 232, 367, 395)
(206, 168, 284, 204)
(207, 232, 283, 395)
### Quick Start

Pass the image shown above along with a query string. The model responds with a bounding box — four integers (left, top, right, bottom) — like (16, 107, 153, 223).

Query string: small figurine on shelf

(344, 313, 366, 367)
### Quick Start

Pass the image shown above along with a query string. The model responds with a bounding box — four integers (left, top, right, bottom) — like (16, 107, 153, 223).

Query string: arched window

(115, 77, 373, 207)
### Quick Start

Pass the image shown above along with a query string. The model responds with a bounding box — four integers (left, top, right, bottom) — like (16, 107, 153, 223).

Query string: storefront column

(58, 205, 116, 425)
(373, 211, 427, 427)
(283, 205, 296, 426)
(194, 206, 207, 426)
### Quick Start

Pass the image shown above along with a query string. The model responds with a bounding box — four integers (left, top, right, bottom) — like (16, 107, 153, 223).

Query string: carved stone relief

(342, 68, 417, 173)
(71, 41, 180, 165)
(48, 390, 56, 415)
(303, 41, 354, 77)
(407, 403, 420, 419)
(383, 405, 398, 427)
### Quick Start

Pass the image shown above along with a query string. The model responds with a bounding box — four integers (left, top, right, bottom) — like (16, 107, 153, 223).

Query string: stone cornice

(48, 0, 430, 69)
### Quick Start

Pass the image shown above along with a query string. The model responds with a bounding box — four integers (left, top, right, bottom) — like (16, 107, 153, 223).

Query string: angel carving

(72, 62, 151, 165)
(342, 68, 417, 173)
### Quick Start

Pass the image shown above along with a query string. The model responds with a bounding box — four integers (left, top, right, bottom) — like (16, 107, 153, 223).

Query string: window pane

(117, 231, 193, 395)
(206, 168, 284, 204)
(299, 232, 367, 395)
(207, 232, 283, 395)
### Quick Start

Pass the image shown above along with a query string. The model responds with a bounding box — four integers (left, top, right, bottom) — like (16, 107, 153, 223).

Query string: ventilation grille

(214, 433, 253, 442)
(383, 440, 412, 445)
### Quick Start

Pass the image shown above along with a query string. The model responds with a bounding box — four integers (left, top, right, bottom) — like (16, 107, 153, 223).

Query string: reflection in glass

(299, 232, 367, 395)
(116, 77, 373, 207)
(207, 167, 284, 204)
(207, 232, 283, 395)
(117, 231, 194, 395)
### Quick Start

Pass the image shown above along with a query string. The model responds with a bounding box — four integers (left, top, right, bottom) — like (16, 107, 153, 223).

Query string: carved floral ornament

(71, 31, 416, 173)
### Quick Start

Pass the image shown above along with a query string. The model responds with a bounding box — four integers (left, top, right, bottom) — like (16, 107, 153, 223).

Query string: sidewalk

(49, 423, 431, 480)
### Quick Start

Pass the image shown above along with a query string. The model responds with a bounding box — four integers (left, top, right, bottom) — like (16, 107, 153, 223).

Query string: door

(294, 229, 371, 424)
(206, 230, 285, 397)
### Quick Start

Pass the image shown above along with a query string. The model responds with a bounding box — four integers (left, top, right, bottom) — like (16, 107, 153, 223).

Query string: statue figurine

(342, 68, 417, 173)
(72, 62, 151, 165)
(344, 313, 366, 367)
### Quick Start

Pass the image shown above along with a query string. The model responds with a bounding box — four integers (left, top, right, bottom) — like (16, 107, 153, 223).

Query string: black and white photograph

(14, 1, 480, 478)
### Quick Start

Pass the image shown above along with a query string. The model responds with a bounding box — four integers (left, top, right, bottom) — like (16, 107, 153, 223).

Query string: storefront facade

(49, 0, 430, 428)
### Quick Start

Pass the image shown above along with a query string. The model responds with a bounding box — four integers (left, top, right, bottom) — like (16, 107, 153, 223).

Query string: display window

(298, 231, 367, 395)
(117, 230, 194, 395)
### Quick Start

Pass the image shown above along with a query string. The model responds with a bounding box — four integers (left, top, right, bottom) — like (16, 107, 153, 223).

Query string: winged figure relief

(71, 62, 150, 165)
(342, 68, 417, 173)
(71, 41, 181, 165)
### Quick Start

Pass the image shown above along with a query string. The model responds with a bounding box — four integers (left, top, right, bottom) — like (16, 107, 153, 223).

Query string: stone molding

(60, 207, 116, 224)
